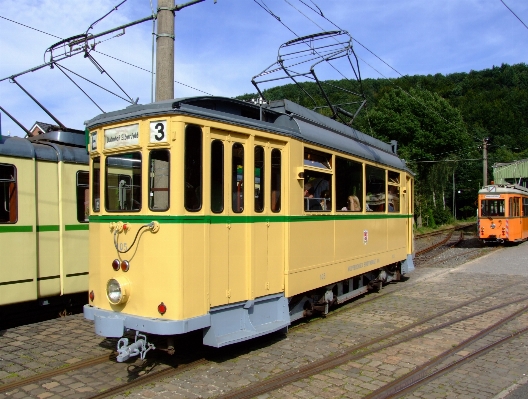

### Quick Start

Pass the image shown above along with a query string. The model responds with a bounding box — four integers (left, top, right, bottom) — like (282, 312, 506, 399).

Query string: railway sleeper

(289, 263, 402, 322)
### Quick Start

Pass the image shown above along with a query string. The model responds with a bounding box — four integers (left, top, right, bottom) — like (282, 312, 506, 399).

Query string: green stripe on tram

(0, 224, 89, 233)
(36, 225, 60, 232)
(65, 224, 89, 231)
(89, 213, 413, 224)
(0, 225, 33, 233)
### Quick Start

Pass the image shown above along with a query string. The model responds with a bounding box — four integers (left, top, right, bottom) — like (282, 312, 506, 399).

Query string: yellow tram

(83, 97, 414, 361)
(0, 130, 89, 311)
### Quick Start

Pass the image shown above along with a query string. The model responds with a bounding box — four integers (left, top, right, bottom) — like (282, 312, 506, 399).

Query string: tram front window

(105, 152, 142, 212)
(480, 199, 505, 217)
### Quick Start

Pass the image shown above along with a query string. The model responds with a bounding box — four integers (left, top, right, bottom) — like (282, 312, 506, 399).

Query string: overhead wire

(499, 0, 528, 30)
(0, 12, 213, 98)
(261, 0, 494, 170)
(296, 0, 471, 139)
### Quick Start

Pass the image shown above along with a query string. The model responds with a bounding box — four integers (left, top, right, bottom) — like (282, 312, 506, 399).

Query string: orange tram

(478, 183, 528, 244)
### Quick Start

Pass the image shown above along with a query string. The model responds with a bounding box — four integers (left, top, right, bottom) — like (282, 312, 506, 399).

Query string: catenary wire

(288, 0, 472, 139)
(500, 0, 528, 30)
(0, 13, 213, 97)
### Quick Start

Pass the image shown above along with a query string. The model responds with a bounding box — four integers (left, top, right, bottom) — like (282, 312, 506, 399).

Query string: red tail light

(121, 260, 130, 272)
(158, 302, 167, 315)
(89, 290, 95, 302)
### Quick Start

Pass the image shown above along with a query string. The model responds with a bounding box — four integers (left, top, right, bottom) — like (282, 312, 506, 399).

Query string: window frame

(148, 149, 170, 212)
(184, 124, 203, 212)
(104, 152, 142, 213)
(0, 163, 17, 224)
(76, 170, 89, 223)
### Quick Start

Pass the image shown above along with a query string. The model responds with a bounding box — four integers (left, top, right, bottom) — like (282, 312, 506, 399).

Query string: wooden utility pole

(155, 0, 175, 101)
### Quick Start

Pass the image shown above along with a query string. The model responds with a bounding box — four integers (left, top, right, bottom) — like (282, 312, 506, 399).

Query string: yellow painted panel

(285, 249, 407, 297)
(182, 224, 207, 319)
(0, 232, 37, 304)
(335, 220, 368, 261)
(36, 162, 59, 225)
(252, 222, 268, 298)
(89, 223, 184, 319)
(267, 222, 284, 293)
(228, 223, 248, 303)
(363, 219, 388, 255)
(37, 231, 60, 296)
(63, 230, 89, 294)
(0, 156, 37, 305)
(387, 219, 407, 251)
(209, 223, 229, 307)
(289, 220, 334, 272)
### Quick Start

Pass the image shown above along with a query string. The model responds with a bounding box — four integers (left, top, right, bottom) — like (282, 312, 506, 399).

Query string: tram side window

(388, 171, 400, 212)
(255, 146, 264, 213)
(304, 171, 331, 211)
(184, 125, 202, 212)
(232, 143, 244, 213)
(105, 152, 142, 212)
(524, 198, 528, 217)
(304, 147, 331, 212)
(76, 171, 89, 222)
(211, 140, 224, 213)
(0, 164, 17, 223)
(271, 149, 281, 212)
(509, 197, 520, 217)
(480, 199, 505, 217)
(336, 157, 362, 212)
(149, 150, 170, 211)
(366, 165, 386, 212)
(92, 157, 100, 212)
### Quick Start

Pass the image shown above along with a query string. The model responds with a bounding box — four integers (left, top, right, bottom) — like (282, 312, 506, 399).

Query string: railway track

(10, 284, 513, 399)
(203, 290, 528, 399)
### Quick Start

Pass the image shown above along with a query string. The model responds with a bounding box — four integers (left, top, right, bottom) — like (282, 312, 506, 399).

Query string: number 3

(154, 122, 165, 141)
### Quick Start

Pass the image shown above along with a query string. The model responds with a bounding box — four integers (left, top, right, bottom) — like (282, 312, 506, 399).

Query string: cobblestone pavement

(1, 241, 528, 399)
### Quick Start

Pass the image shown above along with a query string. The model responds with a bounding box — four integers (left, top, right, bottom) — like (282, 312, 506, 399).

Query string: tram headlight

(106, 278, 130, 305)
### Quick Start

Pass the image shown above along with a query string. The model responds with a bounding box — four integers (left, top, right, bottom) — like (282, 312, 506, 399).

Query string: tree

(367, 87, 473, 223)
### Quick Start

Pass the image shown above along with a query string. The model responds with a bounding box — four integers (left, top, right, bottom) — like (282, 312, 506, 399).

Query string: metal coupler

(116, 331, 155, 362)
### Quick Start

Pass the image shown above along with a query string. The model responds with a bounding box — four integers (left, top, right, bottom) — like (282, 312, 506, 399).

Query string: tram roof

(0, 136, 88, 164)
(478, 184, 528, 195)
(85, 96, 411, 173)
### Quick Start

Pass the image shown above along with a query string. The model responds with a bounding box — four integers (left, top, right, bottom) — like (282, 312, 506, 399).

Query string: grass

(414, 218, 476, 236)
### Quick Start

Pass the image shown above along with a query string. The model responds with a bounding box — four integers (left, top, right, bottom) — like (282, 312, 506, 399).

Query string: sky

(0, 0, 527, 137)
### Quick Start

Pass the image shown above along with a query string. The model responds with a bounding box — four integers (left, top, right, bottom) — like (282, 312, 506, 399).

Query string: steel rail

(0, 353, 115, 393)
(88, 358, 208, 399)
(364, 304, 528, 399)
(199, 291, 528, 399)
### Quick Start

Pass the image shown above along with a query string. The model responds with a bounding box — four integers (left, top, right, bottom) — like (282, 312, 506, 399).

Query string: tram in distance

(83, 96, 415, 362)
(478, 182, 528, 244)
(0, 129, 89, 319)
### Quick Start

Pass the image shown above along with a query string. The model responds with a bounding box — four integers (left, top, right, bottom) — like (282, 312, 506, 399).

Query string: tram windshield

(480, 199, 505, 217)
(105, 152, 142, 211)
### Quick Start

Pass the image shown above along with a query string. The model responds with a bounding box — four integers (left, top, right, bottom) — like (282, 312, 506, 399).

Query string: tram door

(252, 141, 285, 300)
(209, 134, 249, 306)
(406, 176, 414, 254)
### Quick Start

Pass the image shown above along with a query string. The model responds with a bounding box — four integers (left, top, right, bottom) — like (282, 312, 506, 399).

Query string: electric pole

(482, 137, 489, 186)
(155, 0, 175, 101)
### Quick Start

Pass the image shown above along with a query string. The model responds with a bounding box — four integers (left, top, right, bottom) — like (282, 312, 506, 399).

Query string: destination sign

(104, 124, 139, 149)
(485, 194, 501, 198)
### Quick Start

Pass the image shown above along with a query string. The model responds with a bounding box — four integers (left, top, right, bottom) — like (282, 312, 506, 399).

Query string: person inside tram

(304, 183, 322, 211)
(341, 195, 361, 211)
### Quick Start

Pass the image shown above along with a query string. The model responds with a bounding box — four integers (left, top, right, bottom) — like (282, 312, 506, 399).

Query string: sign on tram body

(104, 124, 140, 149)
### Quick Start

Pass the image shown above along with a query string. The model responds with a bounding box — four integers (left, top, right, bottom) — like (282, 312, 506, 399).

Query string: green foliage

(236, 63, 528, 226)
